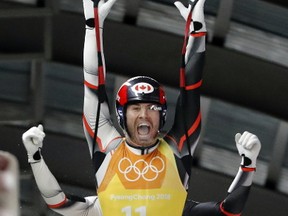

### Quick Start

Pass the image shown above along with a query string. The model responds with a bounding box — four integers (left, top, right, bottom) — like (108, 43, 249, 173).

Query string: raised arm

(220, 131, 261, 215)
(183, 131, 261, 216)
(22, 125, 101, 216)
(163, 0, 206, 188)
(165, 0, 206, 158)
(82, 0, 121, 159)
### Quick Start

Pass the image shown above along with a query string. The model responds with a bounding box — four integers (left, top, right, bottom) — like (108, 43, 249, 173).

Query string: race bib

(98, 140, 187, 216)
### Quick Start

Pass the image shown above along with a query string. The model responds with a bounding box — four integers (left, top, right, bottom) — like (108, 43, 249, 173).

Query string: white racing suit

(26, 0, 258, 215)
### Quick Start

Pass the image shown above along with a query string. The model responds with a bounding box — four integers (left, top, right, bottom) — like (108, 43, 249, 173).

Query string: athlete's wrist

(241, 166, 256, 172)
(28, 149, 42, 163)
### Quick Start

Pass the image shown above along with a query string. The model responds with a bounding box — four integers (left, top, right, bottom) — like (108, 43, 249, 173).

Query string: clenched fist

(235, 131, 261, 168)
(22, 124, 45, 163)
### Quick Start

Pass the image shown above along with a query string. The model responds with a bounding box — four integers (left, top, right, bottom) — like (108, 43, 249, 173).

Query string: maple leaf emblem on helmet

(132, 82, 154, 95)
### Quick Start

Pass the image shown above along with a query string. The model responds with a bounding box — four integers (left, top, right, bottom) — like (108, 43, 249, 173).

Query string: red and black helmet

(116, 76, 167, 130)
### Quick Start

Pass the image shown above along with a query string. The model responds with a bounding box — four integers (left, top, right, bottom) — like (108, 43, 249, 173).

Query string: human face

(125, 103, 161, 147)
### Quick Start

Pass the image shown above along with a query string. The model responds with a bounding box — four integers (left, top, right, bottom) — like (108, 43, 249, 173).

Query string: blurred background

(0, 0, 288, 215)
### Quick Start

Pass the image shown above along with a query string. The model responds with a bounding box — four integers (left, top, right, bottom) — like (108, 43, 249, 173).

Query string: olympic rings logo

(118, 156, 165, 182)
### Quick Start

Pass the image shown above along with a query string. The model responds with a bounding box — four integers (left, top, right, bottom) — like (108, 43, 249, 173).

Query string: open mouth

(137, 123, 150, 135)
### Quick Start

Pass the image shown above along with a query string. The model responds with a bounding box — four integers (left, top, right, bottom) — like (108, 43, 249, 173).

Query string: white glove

(235, 131, 261, 168)
(98, 0, 118, 28)
(83, 0, 117, 28)
(22, 124, 45, 163)
(174, 0, 206, 33)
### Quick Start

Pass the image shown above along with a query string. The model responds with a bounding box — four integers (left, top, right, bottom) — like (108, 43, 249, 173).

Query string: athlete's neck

(125, 139, 159, 155)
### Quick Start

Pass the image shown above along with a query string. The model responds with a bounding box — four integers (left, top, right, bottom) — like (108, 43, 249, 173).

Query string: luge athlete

(22, 0, 261, 215)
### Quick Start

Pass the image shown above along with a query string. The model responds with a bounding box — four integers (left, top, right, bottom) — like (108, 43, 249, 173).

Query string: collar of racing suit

(125, 139, 160, 155)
